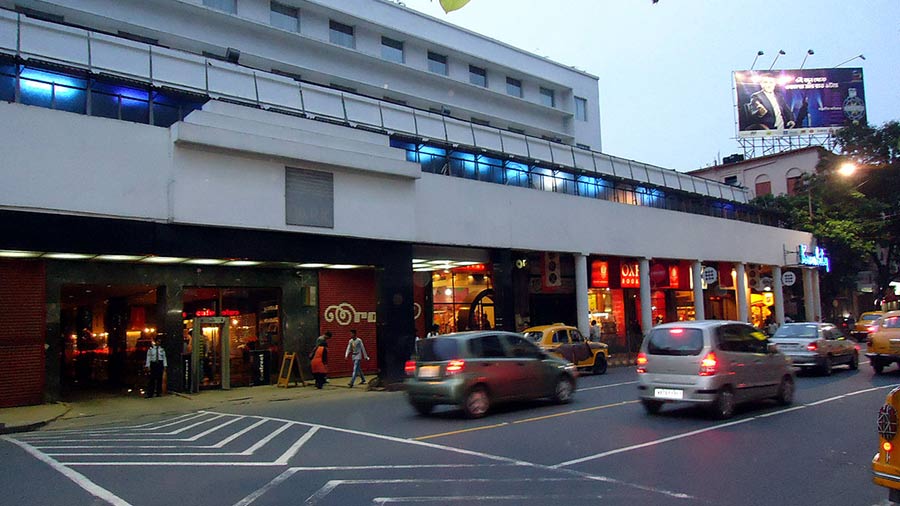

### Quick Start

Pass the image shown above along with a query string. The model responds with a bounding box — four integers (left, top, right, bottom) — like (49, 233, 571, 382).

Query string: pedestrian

(426, 324, 440, 338)
(310, 336, 328, 389)
(316, 331, 332, 346)
(589, 320, 600, 342)
(144, 336, 167, 398)
(345, 329, 370, 387)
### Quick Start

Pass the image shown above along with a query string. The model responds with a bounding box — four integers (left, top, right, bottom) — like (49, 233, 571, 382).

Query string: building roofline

(686, 146, 829, 175)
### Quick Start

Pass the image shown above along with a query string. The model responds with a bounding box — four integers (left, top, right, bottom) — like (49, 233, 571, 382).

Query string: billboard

(734, 68, 866, 138)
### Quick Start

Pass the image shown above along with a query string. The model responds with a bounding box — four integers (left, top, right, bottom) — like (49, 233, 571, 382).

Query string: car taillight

(807, 342, 818, 351)
(404, 360, 416, 376)
(699, 352, 718, 376)
(445, 359, 465, 374)
(636, 352, 648, 374)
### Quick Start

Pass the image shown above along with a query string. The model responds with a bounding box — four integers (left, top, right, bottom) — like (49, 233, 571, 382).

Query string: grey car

(637, 320, 794, 419)
(405, 331, 578, 418)
(770, 322, 859, 375)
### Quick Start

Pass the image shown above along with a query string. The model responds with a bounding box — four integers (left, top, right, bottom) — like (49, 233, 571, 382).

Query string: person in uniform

(144, 337, 167, 398)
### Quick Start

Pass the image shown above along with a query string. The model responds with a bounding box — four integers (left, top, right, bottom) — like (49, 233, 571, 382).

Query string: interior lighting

(326, 264, 358, 269)
(141, 256, 188, 264)
(297, 263, 329, 268)
(43, 253, 96, 260)
(444, 288, 453, 296)
(412, 259, 428, 264)
(224, 260, 261, 266)
(0, 250, 42, 258)
(94, 254, 147, 261)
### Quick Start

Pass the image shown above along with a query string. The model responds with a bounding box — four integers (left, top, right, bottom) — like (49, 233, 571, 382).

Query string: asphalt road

(3, 358, 900, 506)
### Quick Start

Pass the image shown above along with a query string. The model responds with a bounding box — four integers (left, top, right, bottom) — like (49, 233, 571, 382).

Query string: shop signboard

(621, 262, 640, 288)
(734, 68, 866, 138)
(782, 271, 797, 287)
(590, 260, 610, 288)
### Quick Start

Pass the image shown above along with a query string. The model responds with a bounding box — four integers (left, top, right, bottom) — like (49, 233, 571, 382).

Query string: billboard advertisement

(734, 68, 865, 138)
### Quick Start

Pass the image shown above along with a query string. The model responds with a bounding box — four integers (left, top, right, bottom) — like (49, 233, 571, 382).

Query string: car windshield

(417, 338, 461, 362)
(773, 325, 818, 338)
(646, 328, 703, 356)
(883, 316, 900, 329)
(522, 331, 543, 343)
(863, 314, 882, 321)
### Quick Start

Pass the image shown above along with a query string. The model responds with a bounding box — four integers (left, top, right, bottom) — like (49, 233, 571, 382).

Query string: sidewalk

(1, 355, 637, 435)
(0, 375, 382, 434)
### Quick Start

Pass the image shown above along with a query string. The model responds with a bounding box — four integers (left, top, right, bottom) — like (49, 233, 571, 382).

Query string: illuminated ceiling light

(297, 263, 329, 268)
(94, 254, 148, 262)
(43, 252, 97, 260)
(326, 264, 359, 269)
(0, 250, 42, 258)
(184, 258, 227, 265)
(224, 260, 261, 267)
(414, 267, 434, 272)
(412, 259, 428, 264)
(141, 256, 188, 264)
(455, 261, 481, 266)
(444, 288, 453, 296)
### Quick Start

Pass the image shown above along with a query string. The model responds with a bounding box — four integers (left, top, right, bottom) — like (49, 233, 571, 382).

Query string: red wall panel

(318, 269, 378, 376)
(0, 260, 46, 407)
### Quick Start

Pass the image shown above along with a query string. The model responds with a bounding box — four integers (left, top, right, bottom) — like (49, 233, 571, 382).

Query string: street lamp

(769, 49, 786, 70)
(834, 54, 865, 67)
(750, 50, 764, 70)
(800, 49, 815, 69)
(838, 162, 858, 177)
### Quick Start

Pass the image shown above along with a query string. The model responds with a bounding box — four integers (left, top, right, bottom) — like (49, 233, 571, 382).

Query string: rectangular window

(428, 52, 448, 75)
(381, 37, 404, 63)
(540, 87, 555, 108)
(203, 0, 236, 14)
(469, 65, 487, 87)
(724, 175, 738, 186)
(506, 77, 522, 97)
(575, 96, 587, 121)
(271, 2, 299, 32)
(286, 167, 334, 228)
(329, 20, 354, 48)
(786, 176, 801, 196)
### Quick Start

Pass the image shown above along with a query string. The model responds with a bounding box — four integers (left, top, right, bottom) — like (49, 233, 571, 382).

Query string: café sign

(798, 244, 830, 272)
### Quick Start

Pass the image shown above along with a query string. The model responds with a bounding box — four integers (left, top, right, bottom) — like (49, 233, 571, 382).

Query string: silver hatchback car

(637, 320, 795, 419)
(769, 322, 859, 375)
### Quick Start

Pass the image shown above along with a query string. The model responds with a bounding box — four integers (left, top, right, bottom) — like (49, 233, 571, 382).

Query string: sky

(402, 0, 900, 172)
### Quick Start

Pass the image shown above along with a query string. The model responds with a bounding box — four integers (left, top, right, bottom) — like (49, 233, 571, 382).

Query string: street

(2, 359, 898, 506)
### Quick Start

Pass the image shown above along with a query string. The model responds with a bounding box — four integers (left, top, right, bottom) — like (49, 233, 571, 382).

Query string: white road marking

(579, 380, 638, 391)
(22, 413, 227, 441)
(274, 426, 318, 465)
(553, 383, 898, 468)
(2, 435, 133, 506)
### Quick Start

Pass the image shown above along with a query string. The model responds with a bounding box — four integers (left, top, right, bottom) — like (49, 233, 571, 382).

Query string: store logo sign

(324, 302, 376, 326)
(798, 244, 830, 272)
(621, 262, 640, 288)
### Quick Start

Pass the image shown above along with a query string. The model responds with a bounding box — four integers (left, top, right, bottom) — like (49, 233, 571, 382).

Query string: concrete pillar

(736, 263, 749, 322)
(575, 253, 590, 337)
(803, 268, 815, 322)
(812, 269, 822, 322)
(772, 265, 785, 324)
(693, 260, 705, 321)
(640, 258, 652, 333)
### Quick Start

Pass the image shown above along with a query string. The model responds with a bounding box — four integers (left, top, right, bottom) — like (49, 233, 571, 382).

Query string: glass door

(192, 317, 231, 391)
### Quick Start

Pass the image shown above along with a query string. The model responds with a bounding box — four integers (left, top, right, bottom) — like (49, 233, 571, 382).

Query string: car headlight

(562, 363, 577, 372)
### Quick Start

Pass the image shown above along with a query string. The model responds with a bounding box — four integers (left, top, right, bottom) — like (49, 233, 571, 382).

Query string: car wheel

(462, 386, 490, 418)
(641, 399, 663, 415)
(775, 376, 794, 406)
(552, 376, 575, 404)
(710, 386, 735, 419)
(849, 352, 859, 370)
(822, 356, 833, 376)
(874, 359, 885, 375)
(411, 402, 434, 416)
(592, 355, 608, 375)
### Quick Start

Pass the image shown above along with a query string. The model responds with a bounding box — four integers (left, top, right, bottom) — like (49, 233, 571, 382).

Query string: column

(692, 260, 705, 321)
(575, 253, 590, 337)
(802, 268, 815, 322)
(812, 269, 822, 322)
(772, 265, 785, 325)
(640, 257, 652, 333)
(736, 262, 749, 322)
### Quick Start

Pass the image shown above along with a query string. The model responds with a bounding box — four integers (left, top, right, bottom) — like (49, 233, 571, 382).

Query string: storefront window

(432, 266, 494, 333)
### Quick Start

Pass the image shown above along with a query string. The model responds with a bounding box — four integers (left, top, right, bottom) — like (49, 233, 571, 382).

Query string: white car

(770, 322, 859, 375)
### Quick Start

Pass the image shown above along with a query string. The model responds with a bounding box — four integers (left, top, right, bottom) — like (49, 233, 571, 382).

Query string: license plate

(418, 365, 440, 379)
(654, 388, 683, 400)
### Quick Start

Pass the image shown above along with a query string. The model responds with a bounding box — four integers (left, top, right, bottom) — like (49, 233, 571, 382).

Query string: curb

(0, 402, 71, 435)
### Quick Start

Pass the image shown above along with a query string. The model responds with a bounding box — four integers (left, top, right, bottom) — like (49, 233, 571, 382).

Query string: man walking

(345, 329, 370, 388)
(144, 337, 167, 398)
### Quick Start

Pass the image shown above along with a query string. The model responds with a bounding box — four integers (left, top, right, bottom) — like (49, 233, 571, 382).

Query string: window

(552, 331, 569, 344)
(270, 2, 299, 32)
(506, 77, 522, 97)
(786, 176, 801, 196)
(329, 20, 354, 48)
(647, 328, 704, 356)
(469, 65, 487, 87)
(540, 87, 555, 107)
(381, 37, 404, 63)
(286, 167, 334, 228)
(755, 181, 772, 196)
(724, 175, 738, 186)
(503, 335, 542, 359)
(203, 0, 236, 14)
(428, 52, 448, 75)
(469, 335, 507, 358)
(716, 324, 767, 354)
(575, 96, 587, 121)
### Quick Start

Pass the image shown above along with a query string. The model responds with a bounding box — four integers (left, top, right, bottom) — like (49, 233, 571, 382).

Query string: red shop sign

(621, 262, 640, 288)
(591, 260, 609, 288)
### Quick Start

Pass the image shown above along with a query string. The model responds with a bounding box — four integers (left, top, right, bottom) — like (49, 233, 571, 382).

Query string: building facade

(0, 0, 819, 407)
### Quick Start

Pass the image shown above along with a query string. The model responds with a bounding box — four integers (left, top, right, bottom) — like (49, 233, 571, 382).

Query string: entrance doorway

(190, 317, 230, 391)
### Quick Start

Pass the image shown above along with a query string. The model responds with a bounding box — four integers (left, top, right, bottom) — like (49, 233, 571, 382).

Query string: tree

(750, 121, 900, 315)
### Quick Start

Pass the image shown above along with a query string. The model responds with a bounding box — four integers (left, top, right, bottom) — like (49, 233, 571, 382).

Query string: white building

(0, 0, 819, 407)
(688, 147, 826, 198)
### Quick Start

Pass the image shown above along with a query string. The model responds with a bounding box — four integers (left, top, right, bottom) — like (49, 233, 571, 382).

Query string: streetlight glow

(838, 162, 857, 177)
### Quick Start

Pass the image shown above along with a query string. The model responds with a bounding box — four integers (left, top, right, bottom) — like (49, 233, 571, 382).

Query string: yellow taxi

(522, 323, 609, 375)
(873, 385, 900, 502)
(866, 310, 900, 374)
(854, 311, 884, 341)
